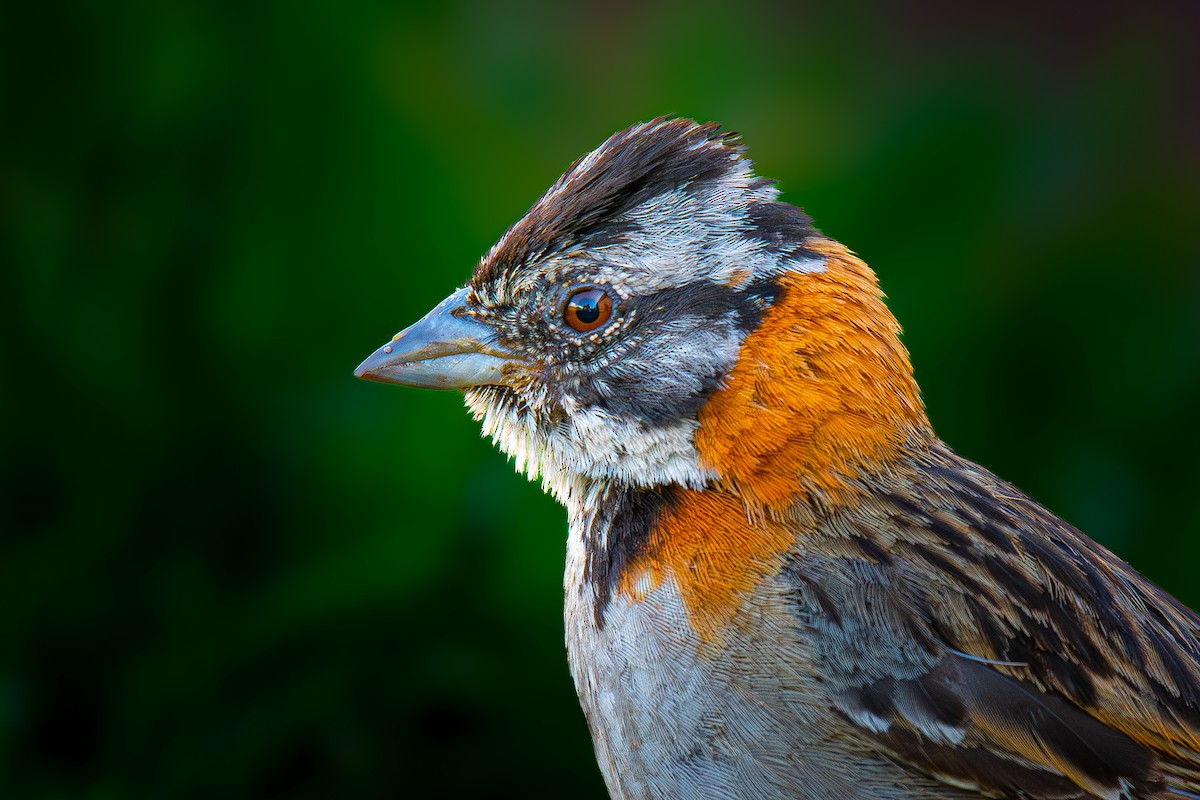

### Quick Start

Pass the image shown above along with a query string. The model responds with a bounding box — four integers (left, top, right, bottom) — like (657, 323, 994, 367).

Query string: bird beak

(354, 287, 517, 389)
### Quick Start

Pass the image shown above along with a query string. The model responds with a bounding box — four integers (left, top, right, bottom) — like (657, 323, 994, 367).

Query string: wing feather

(788, 442, 1200, 798)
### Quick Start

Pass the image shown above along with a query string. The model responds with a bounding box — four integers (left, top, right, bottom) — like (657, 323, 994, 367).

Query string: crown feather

(472, 117, 755, 290)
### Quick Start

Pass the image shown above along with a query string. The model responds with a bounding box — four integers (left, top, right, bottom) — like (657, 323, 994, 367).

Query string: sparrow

(355, 118, 1200, 799)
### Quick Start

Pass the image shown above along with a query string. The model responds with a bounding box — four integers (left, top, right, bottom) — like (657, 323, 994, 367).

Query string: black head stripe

(473, 118, 746, 289)
(745, 201, 821, 263)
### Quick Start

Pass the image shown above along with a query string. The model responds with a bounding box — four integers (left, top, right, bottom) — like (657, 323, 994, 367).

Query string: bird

(355, 117, 1200, 799)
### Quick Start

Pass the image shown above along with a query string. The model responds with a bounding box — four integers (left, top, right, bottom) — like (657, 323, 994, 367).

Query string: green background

(3, 1, 1198, 797)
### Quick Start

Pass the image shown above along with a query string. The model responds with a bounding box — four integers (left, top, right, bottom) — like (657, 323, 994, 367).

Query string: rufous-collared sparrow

(356, 118, 1200, 799)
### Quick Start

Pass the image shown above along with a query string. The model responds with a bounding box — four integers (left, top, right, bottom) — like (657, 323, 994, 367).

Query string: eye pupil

(565, 288, 613, 332)
(575, 298, 600, 324)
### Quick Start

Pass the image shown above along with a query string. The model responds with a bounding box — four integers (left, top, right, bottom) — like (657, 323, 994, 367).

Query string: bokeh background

(3, 0, 1199, 797)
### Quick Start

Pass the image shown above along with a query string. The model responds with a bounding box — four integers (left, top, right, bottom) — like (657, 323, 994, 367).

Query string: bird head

(357, 118, 932, 510)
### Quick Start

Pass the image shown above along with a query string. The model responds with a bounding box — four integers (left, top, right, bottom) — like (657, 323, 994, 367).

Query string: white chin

(464, 389, 715, 504)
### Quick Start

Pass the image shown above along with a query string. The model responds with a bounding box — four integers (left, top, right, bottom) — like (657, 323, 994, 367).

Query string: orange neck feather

(695, 237, 933, 512)
(614, 239, 933, 643)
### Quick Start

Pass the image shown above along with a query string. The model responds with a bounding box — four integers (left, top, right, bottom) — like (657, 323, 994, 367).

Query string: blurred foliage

(1, 0, 1198, 797)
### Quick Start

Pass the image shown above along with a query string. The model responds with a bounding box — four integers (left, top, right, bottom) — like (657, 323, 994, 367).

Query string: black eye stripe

(635, 277, 782, 332)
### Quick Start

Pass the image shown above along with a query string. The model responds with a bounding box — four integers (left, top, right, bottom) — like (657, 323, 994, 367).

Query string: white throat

(463, 390, 716, 508)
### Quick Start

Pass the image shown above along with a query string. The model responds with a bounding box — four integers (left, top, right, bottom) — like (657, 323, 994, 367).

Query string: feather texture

(360, 117, 1200, 799)
(784, 440, 1200, 798)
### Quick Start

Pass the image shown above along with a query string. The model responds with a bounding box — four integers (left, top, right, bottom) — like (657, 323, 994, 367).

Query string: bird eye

(564, 288, 613, 333)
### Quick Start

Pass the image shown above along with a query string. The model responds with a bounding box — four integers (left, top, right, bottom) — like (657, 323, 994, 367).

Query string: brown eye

(564, 288, 613, 333)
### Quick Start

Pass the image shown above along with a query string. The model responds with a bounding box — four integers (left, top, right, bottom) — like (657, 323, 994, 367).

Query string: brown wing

(789, 441, 1200, 798)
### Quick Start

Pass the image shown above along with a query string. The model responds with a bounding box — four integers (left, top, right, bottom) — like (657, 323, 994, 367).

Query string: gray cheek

(583, 315, 742, 427)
